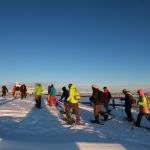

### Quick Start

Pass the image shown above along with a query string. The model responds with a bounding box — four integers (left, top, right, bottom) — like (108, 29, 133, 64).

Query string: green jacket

(34, 83, 43, 96)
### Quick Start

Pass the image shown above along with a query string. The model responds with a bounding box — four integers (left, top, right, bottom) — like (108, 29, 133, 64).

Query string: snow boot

(91, 115, 100, 124)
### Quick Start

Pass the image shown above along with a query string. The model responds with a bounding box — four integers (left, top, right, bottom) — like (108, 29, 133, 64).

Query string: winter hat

(92, 84, 98, 89)
(62, 86, 67, 91)
(122, 89, 127, 94)
(68, 83, 72, 89)
(103, 87, 109, 93)
(70, 84, 76, 89)
(137, 89, 145, 96)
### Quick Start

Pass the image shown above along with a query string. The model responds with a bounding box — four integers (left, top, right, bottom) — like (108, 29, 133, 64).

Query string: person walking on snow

(135, 89, 150, 127)
(66, 84, 81, 125)
(122, 89, 135, 122)
(20, 84, 27, 99)
(48, 84, 57, 107)
(34, 83, 43, 109)
(2, 85, 8, 98)
(60, 86, 69, 113)
(103, 87, 112, 113)
(90, 84, 109, 124)
(15, 83, 21, 99)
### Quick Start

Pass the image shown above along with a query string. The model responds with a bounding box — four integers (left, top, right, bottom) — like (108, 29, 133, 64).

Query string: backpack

(74, 90, 80, 100)
(128, 93, 136, 104)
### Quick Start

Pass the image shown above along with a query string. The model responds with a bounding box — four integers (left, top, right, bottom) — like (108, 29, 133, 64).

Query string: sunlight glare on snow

(76, 142, 127, 150)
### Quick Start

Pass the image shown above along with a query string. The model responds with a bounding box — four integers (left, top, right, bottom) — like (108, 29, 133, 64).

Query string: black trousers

(136, 112, 150, 127)
(21, 92, 27, 99)
(35, 96, 41, 109)
(2, 92, 6, 97)
(125, 105, 133, 122)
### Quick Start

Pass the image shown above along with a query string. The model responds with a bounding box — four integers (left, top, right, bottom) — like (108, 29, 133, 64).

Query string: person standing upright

(49, 84, 57, 107)
(60, 86, 69, 113)
(135, 89, 150, 127)
(90, 84, 109, 124)
(66, 84, 81, 125)
(20, 84, 27, 99)
(103, 87, 112, 113)
(2, 85, 8, 98)
(34, 83, 43, 109)
(122, 89, 135, 122)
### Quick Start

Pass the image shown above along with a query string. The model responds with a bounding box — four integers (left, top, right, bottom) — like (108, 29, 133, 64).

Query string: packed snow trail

(0, 96, 150, 150)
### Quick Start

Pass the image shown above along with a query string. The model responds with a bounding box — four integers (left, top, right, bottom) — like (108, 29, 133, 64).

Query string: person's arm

(108, 92, 112, 99)
(61, 92, 65, 99)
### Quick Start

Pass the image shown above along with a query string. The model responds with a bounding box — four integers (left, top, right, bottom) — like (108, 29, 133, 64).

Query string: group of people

(89, 85, 112, 124)
(122, 89, 150, 127)
(12, 83, 27, 99)
(0, 83, 27, 99)
(33, 83, 81, 125)
(60, 84, 81, 125)
(89, 85, 150, 127)
(1, 82, 150, 127)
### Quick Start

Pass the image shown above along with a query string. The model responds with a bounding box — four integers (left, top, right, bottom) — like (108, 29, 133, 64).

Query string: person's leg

(53, 96, 56, 106)
(128, 107, 133, 122)
(66, 103, 75, 124)
(94, 105, 100, 123)
(35, 96, 38, 107)
(21, 92, 23, 99)
(73, 103, 80, 124)
(15, 91, 17, 98)
(49, 96, 53, 106)
(64, 102, 67, 113)
(2, 92, 4, 97)
(100, 105, 108, 121)
(125, 106, 133, 122)
(24, 92, 26, 98)
(37, 96, 41, 108)
(66, 102, 71, 120)
(38, 96, 41, 108)
(145, 114, 150, 122)
(135, 112, 144, 127)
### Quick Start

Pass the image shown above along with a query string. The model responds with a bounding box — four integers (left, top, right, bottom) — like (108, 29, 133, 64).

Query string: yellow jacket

(138, 96, 150, 113)
(67, 84, 80, 104)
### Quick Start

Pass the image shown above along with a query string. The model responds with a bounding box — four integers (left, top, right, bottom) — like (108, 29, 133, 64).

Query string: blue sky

(0, 0, 150, 88)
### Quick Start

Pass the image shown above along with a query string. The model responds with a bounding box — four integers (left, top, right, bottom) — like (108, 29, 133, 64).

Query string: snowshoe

(102, 115, 114, 121)
(66, 117, 75, 125)
(90, 120, 104, 125)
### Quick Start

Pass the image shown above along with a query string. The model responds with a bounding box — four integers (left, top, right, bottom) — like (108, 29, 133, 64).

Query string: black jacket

(124, 92, 134, 107)
(2, 86, 8, 93)
(20, 85, 27, 93)
(61, 88, 69, 102)
(103, 92, 112, 103)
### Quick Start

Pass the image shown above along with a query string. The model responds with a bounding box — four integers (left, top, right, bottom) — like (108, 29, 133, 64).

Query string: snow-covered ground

(0, 95, 150, 150)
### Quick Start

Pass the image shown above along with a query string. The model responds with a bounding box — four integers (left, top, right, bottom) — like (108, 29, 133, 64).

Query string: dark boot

(91, 115, 100, 124)
(104, 114, 109, 121)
